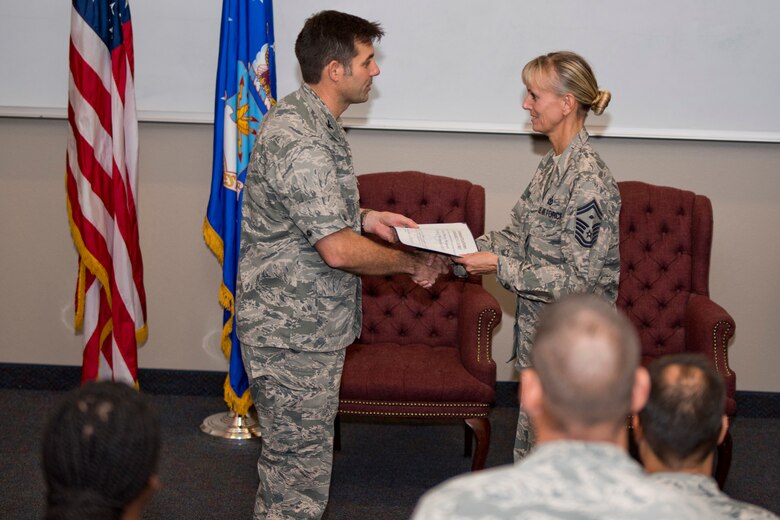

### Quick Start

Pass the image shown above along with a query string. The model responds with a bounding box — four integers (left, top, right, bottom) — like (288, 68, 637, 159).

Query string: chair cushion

(340, 342, 495, 405)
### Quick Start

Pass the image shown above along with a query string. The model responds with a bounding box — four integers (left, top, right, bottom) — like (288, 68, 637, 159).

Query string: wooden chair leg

(464, 421, 473, 457)
(714, 429, 732, 489)
(626, 417, 640, 463)
(334, 413, 341, 452)
(464, 417, 490, 471)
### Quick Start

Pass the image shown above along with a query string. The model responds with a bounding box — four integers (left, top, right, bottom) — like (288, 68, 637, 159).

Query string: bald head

(530, 294, 641, 432)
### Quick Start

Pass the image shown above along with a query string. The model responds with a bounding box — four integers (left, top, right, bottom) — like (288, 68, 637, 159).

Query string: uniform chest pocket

(530, 201, 565, 242)
(524, 201, 566, 264)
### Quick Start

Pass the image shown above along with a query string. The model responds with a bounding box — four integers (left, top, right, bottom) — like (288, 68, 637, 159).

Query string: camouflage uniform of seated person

(412, 294, 714, 520)
(634, 354, 778, 519)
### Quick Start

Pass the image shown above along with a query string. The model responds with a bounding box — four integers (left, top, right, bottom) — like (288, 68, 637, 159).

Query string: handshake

(360, 208, 465, 290)
(409, 251, 451, 290)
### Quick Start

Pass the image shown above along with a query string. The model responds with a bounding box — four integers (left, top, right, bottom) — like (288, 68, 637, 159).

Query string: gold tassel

(203, 217, 225, 264)
(66, 191, 112, 307)
(66, 173, 148, 346)
(204, 216, 254, 412)
(74, 260, 86, 331)
(223, 374, 253, 416)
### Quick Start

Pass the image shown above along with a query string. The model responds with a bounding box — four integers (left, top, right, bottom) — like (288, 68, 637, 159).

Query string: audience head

(637, 353, 727, 471)
(295, 10, 384, 84)
(42, 381, 161, 520)
(523, 293, 646, 440)
(522, 51, 611, 117)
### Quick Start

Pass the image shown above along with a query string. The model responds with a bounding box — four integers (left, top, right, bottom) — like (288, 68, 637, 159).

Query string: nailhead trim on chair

(339, 410, 490, 418)
(340, 400, 490, 408)
(477, 308, 498, 363)
(712, 320, 733, 377)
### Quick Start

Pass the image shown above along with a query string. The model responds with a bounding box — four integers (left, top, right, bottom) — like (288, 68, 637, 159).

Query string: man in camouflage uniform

(635, 354, 778, 519)
(457, 127, 621, 459)
(236, 11, 446, 520)
(412, 295, 714, 520)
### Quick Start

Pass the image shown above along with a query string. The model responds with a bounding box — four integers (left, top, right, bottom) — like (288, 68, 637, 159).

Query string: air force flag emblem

(575, 199, 603, 248)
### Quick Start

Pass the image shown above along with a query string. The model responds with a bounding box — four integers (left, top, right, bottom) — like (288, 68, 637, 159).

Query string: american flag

(66, 0, 147, 385)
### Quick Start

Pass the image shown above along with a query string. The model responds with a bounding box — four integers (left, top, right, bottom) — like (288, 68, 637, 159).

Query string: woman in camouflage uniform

(454, 51, 621, 461)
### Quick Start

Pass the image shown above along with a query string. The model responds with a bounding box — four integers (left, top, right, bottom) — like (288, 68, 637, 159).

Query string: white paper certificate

(394, 223, 478, 256)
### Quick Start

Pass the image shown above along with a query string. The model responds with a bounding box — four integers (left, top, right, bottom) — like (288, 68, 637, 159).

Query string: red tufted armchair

(617, 181, 736, 487)
(337, 171, 502, 471)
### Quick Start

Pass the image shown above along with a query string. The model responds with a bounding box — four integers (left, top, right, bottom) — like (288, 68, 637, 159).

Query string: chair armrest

(457, 282, 502, 386)
(685, 293, 737, 402)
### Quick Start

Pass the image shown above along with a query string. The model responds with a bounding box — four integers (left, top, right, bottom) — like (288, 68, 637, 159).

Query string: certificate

(394, 223, 478, 256)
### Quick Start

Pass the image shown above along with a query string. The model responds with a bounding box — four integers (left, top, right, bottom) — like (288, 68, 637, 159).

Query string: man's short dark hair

(638, 353, 726, 468)
(295, 10, 384, 84)
(531, 293, 640, 431)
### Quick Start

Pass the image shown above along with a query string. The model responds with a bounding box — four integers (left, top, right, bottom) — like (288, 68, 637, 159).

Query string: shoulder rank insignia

(575, 199, 603, 248)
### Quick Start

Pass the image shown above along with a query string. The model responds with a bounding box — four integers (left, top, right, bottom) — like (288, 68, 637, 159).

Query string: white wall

(273, 0, 780, 141)
(1, 117, 778, 392)
(5, 0, 780, 141)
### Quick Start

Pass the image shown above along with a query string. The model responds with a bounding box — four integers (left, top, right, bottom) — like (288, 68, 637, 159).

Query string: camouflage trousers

(513, 364, 536, 462)
(513, 406, 536, 462)
(244, 346, 346, 520)
(511, 299, 540, 462)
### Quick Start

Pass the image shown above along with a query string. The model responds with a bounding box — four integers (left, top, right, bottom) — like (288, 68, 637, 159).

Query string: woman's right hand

(452, 252, 498, 276)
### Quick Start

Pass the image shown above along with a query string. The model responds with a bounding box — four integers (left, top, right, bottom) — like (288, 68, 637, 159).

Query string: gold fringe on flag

(203, 217, 253, 416)
(67, 177, 149, 348)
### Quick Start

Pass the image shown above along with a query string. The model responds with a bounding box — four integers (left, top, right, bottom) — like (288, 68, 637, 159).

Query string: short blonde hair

(522, 51, 611, 116)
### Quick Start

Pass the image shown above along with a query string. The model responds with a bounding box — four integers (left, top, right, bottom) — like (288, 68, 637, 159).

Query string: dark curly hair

(42, 381, 161, 520)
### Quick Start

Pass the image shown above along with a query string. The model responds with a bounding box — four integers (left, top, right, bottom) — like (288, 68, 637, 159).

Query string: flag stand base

(199, 411, 261, 440)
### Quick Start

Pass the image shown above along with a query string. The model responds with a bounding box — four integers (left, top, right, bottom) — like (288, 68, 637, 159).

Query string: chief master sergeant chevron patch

(575, 199, 603, 248)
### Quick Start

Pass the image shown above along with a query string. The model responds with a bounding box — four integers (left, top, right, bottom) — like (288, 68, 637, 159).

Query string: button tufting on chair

(617, 181, 736, 488)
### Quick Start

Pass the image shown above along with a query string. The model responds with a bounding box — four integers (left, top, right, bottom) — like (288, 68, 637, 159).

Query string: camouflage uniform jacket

(477, 128, 620, 367)
(412, 441, 719, 520)
(651, 472, 778, 519)
(237, 84, 362, 352)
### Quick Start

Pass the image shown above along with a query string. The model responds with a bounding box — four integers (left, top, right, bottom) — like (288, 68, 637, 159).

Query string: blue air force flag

(203, 0, 275, 415)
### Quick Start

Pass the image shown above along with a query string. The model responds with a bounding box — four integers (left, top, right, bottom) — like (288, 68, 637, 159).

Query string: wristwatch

(360, 209, 373, 230)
